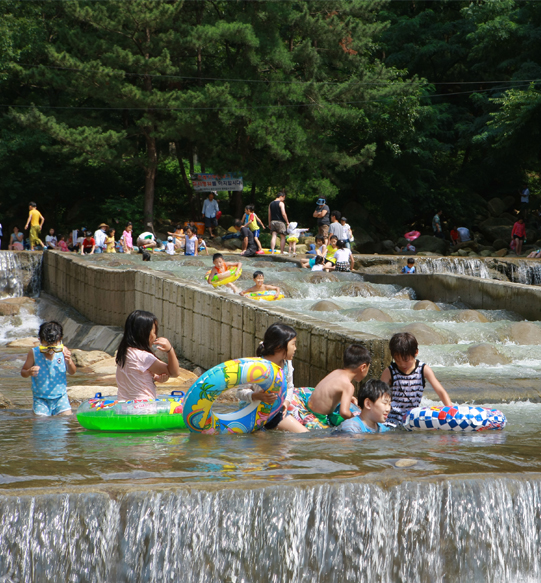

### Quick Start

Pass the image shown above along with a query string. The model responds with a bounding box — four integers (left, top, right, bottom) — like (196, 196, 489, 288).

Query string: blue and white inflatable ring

(404, 405, 506, 432)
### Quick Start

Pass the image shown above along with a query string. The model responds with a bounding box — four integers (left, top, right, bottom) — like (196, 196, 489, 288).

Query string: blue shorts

(253, 229, 260, 238)
(33, 394, 71, 416)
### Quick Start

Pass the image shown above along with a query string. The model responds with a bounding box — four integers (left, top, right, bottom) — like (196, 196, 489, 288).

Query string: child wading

(20, 321, 76, 416)
(115, 310, 180, 401)
(237, 323, 308, 433)
(381, 332, 452, 427)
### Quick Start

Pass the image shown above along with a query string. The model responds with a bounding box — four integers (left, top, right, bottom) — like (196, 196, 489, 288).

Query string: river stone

(400, 323, 444, 345)
(479, 217, 513, 242)
(413, 300, 440, 311)
(395, 459, 418, 468)
(413, 235, 447, 255)
(466, 344, 511, 366)
(493, 239, 508, 251)
(480, 250, 492, 257)
(223, 238, 242, 250)
(71, 349, 111, 368)
(278, 282, 303, 299)
(493, 248, 508, 257)
(6, 337, 38, 348)
(0, 392, 14, 409)
(309, 273, 340, 284)
(311, 300, 341, 312)
(0, 302, 20, 316)
(353, 229, 376, 254)
(181, 259, 205, 267)
(340, 282, 378, 297)
(345, 308, 393, 322)
(488, 197, 507, 217)
(510, 322, 541, 345)
(88, 357, 117, 375)
(455, 310, 489, 323)
(68, 385, 118, 401)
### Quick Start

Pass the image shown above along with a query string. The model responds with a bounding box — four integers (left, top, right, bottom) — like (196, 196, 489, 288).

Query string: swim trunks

(289, 386, 352, 429)
(33, 394, 71, 416)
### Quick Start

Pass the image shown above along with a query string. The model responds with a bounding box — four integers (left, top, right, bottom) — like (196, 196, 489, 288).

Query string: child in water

(20, 321, 77, 416)
(401, 258, 416, 274)
(289, 344, 371, 429)
(240, 270, 282, 298)
(197, 235, 209, 255)
(207, 253, 242, 293)
(300, 235, 326, 268)
(237, 323, 308, 433)
(311, 255, 327, 271)
(380, 332, 452, 427)
(333, 380, 392, 434)
(115, 310, 180, 401)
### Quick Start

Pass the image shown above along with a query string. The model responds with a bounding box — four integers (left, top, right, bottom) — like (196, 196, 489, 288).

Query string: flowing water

(3, 253, 541, 581)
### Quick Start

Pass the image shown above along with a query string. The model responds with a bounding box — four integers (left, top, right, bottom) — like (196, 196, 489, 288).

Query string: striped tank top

(386, 360, 425, 426)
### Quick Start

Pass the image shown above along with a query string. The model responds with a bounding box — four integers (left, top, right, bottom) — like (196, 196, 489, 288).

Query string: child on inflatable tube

(237, 323, 309, 433)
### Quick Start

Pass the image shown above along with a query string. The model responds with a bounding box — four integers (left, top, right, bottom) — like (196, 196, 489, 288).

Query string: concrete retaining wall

(42, 252, 390, 386)
(363, 273, 541, 321)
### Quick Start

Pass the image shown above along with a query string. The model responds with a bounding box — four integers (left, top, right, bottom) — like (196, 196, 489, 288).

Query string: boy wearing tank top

(381, 332, 452, 427)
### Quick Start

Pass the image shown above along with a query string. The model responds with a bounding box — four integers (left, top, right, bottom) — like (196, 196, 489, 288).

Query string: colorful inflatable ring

(245, 290, 285, 301)
(183, 358, 286, 434)
(76, 391, 187, 432)
(404, 405, 506, 432)
(206, 265, 242, 288)
(256, 249, 280, 255)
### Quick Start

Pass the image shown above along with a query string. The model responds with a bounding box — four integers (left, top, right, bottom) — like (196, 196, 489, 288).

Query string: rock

(0, 392, 13, 409)
(400, 323, 445, 345)
(340, 282, 378, 297)
(295, 244, 307, 255)
(493, 239, 508, 251)
(6, 337, 38, 348)
(417, 252, 442, 257)
(466, 344, 511, 366)
(479, 217, 513, 242)
(212, 237, 223, 246)
(480, 250, 492, 257)
(353, 229, 376, 254)
(457, 249, 469, 256)
(193, 366, 206, 377)
(502, 195, 515, 211)
(509, 322, 541, 345)
(413, 235, 448, 255)
(395, 459, 418, 468)
(215, 225, 227, 237)
(468, 252, 479, 257)
(487, 197, 507, 217)
(413, 300, 440, 311)
(68, 385, 118, 401)
(71, 349, 111, 368)
(381, 240, 395, 251)
(304, 236, 316, 245)
(343, 308, 393, 322)
(0, 302, 20, 316)
(181, 259, 205, 267)
(88, 357, 117, 375)
(455, 310, 489, 323)
(279, 282, 304, 299)
(223, 238, 242, 250)
(311, 300, 341, 312)
(309, 273, 340, 284)
(493, 248, 508, 257)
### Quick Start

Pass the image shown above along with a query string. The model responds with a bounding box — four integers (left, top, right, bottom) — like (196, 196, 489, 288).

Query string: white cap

(167, 236, 173, 242)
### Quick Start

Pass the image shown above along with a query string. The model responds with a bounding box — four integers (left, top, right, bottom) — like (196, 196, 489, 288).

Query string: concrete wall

(363, 273, 541, 321)
(42, 252, 390, 386)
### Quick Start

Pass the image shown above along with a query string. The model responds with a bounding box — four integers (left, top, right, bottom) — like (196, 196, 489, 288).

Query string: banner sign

(192, 173, 243, 192)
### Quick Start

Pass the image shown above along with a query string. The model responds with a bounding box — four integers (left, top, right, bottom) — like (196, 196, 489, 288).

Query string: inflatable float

(404, 405, 506, 432)
(76, 391, 187, 432)
(183, 358, 286, 434)
(256, 249, 280, 255)
(245, 290, 284, 301)
(206, 265, 242, 288)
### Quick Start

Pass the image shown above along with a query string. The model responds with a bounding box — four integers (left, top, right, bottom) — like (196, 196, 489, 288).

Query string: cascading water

(1, 477, 540, 583)
(416, 257, 491, 279)
(0, 251, 42, 298)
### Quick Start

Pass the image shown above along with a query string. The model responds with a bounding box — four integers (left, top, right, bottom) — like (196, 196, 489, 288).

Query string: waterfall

(1, 477, 541, 582)
(416, 257, 491, 279)
(509, 262, 541, 285)
(0, 252, 42, 298)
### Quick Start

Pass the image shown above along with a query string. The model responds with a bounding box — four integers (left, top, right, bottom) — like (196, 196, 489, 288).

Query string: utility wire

(0, 82, 533, 112)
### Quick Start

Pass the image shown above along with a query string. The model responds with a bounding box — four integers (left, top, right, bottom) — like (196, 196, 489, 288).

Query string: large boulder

(492, 239, 508, 251)
(353, 229, 376, 254)
(309, 273, 340, 284)
(455, 310, 489, 323)
(413, 235, 447, 255)
(479, 217, 513, 243)
(400, 323, 445, 345)
(71, 349, 111, 368)
(7, 337, 38, 348)
(340, 282, 379, 297)
(311, 300, 341, 311)
(277, 282, 303, 299)
(493, 248, 508, 257)
(466, 344, 511, 366)
(413, 300, 440, 311)
(509, 322, 541, 345)
(223, 238, 242, 250)
(0, 302, 20, 316)
(487, 197, 507, 217)
(0, 392, 14, 409)
(343, 308, 393, 322)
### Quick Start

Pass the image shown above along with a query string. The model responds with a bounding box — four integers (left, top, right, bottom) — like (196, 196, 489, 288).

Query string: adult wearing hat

(94, 223, 109, 253)
(313, 198, 330, 237)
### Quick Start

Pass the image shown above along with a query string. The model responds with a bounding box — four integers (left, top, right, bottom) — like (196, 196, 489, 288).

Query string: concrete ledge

(41, 252, 391, 387)
(362, 273, 541, 321)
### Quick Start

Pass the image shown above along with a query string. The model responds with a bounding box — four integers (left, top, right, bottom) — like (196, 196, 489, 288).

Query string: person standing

(235, 219, 258, 257)
(268, 191, 289, 254)
(512, 217, 526, 256)
(93, 223, 108, 253)
(202, 191, 219, 238)
(329, 211, 342, 239)
(313, 198, 331, 237)
(432, 210, 444, 239)
(24, 202, 45, 250)
(520, 184, 530, 215)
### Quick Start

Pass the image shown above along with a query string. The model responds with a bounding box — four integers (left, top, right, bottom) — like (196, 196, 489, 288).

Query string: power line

(13, 63, 540, 87)
(0, 82, 533, 112)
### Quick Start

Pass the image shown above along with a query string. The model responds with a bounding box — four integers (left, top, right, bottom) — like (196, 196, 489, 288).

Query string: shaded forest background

(1, 0, 541, 243)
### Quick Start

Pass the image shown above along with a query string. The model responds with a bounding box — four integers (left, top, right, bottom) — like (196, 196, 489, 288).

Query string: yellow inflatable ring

(245, 290, 284, 301)
(206, 265, 242, 288)
(183, 358, 286, 434)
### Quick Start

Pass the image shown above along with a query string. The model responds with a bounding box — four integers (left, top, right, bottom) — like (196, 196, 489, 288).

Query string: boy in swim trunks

(333, 380, 392, 434)
(240, 270, 282, 297)
(289, 344, 371, 429)
(207, 253, 242, 293)
(20, 321, 77, 416)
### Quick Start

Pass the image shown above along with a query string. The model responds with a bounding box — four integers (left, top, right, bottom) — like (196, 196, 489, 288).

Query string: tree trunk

(233, 190, 244, 218)
(144, 132, 158, 230)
